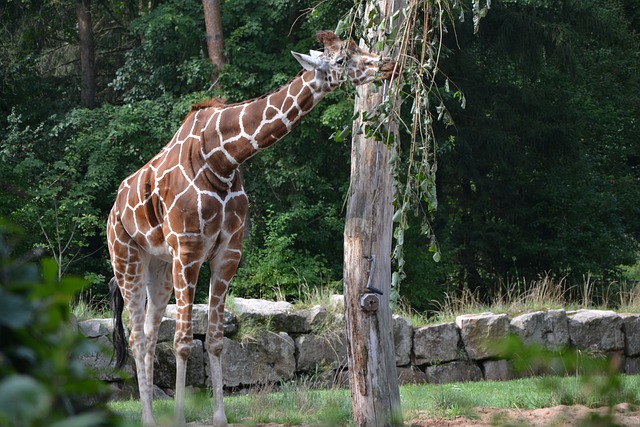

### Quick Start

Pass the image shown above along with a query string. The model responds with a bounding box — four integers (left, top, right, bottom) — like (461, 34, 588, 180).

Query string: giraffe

(107, 30, 396, 427)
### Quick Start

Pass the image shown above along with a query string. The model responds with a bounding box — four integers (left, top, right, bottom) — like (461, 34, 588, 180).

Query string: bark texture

(76, 0, 96, 108)
(202, 0, 226, 81)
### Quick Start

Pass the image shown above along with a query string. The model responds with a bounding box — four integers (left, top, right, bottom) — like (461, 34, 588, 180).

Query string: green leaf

(59, 275, 87, 295)
(0, 375, 52, 424)
(391, 271, 399, 287)
(41, 258, 58, 284)
(0, 291, 33, 328)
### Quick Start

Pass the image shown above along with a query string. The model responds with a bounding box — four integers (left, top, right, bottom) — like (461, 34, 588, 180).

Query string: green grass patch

(110, 385, 352, 426)
(402, 375, 640, 419)
(72, 292, 112, 321)
(109, 375, 640, 426)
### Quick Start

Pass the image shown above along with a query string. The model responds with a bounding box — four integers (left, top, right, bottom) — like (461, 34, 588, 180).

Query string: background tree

(423, 0, 640, 301)
(202, 0, 226, 81)
(1, 0, 639, 313)
(76, 0, 96, 108)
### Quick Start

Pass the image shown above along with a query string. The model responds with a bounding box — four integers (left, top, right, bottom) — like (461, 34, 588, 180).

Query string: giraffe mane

(181, 98, 227, 123)
(181, 68, 307, 123)
(190, 98, 227, 112)
(192, 71, 306, 113)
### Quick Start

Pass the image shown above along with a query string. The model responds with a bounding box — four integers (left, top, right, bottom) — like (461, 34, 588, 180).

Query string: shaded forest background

(1, 0, 639, 312)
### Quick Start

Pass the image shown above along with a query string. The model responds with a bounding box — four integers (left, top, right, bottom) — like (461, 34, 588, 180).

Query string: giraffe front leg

(207, 242, 243, 427)
(207, 288, 229, 427)
(171, 255, 201, 427)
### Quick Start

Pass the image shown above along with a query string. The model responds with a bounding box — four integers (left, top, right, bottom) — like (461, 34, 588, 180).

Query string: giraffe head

(292, 30, 397, 89)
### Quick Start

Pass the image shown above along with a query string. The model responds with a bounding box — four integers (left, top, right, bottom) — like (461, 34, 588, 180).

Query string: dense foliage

(429, 0, 640, 297)
(0, 221, 124, 426)
(1, 0, 639, 311)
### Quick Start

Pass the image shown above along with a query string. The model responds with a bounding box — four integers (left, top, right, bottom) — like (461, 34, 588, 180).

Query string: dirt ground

(406, 403, 640, 427)
(197, 403, 640, 426)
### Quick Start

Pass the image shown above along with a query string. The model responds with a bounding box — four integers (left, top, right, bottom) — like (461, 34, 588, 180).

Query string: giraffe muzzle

(380, 59, 399, 81)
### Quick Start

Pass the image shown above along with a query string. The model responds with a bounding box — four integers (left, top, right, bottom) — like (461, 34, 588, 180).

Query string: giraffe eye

(335, 56, 345, 65)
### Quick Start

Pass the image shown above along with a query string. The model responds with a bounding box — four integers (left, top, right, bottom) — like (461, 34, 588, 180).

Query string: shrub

(0, 220, 126, 427)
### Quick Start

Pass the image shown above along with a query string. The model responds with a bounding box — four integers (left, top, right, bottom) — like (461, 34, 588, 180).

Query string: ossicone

(316, 30, 341, 48)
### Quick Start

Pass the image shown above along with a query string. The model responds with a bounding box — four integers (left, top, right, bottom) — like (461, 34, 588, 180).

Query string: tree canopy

(1, 0, 639, 311)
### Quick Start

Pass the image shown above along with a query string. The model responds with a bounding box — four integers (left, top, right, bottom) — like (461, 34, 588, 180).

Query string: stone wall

(77, 298, 640, 399)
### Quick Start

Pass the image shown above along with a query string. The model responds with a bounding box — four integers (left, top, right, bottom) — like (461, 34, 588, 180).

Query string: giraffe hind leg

(108, 226, 156, 426)
(142, 259, 173, 404)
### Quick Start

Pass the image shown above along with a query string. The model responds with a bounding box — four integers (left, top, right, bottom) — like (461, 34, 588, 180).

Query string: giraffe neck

(197, 70, 334, 184)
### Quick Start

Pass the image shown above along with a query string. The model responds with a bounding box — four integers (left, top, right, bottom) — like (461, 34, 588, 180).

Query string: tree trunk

(343, 1, 403, 425)
(76, 0, 96, 108)
(202, 0, 226, 82)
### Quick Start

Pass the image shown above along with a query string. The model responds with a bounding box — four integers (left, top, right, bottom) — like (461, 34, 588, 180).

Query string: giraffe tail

(109, 277, 128, 369)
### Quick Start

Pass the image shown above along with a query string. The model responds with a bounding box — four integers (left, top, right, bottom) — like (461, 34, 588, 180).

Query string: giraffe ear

(292, 51, 322, 71)
(309, 50, 323, 60)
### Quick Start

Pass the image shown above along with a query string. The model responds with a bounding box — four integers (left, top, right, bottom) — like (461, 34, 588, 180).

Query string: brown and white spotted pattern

(107, 30, 395, 427)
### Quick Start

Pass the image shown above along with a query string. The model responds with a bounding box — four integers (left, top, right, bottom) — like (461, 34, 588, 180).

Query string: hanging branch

(337, 0, 490, 301)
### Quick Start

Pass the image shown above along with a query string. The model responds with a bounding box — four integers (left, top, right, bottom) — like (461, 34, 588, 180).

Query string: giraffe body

(108, 30, 396, 427)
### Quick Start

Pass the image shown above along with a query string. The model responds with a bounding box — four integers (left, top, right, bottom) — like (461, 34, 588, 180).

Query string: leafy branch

(338, 0, 490, 301)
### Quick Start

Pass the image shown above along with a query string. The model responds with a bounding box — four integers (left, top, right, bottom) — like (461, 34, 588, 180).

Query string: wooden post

(343, 1, 402, 424)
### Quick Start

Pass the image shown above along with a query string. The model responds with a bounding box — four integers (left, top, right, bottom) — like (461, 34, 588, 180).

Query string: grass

(110, 383, 353, 426)
(101, 275, 640, 425)
(109, 375, 640, 426)
(403, 274, 640, 326)
(72, 291, 112, 321)
(403, 374, 640, 419)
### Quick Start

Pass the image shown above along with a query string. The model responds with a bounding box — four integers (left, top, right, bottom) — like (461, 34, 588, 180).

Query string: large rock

(277, 305, 328, 334)
(78, 318, 114, 338)
(231, 298, 291, 329)
(157, 317, 176, 342)
(164, 304, 238, 337)
(397, 366, 428, 385)
(153, 340, 205, 388)
(568, 310, 624, 353)
(425, 361, 483, 384)
(210, 332, 296, 388)
(624, 357, 640, 375)
(222, 310, 239, 336)
(79, 334, 134, 381)
(77, 320, 133, 381)
(231, 298, 328, 334)
(231, 298, 292, 318)
(455, 313, 510, 360)
(393, 315, 413, 366)
(482, 359, 515, 381)
(413, 323, 461, 366)
(510, 310, 569, 349)
(165, 304, 209, 335)
(620, 314, 640, 357)
(295, 333, 347, 372)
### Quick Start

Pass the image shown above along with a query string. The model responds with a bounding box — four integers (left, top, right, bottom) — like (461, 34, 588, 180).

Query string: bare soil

(406, 403, 640, 427)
